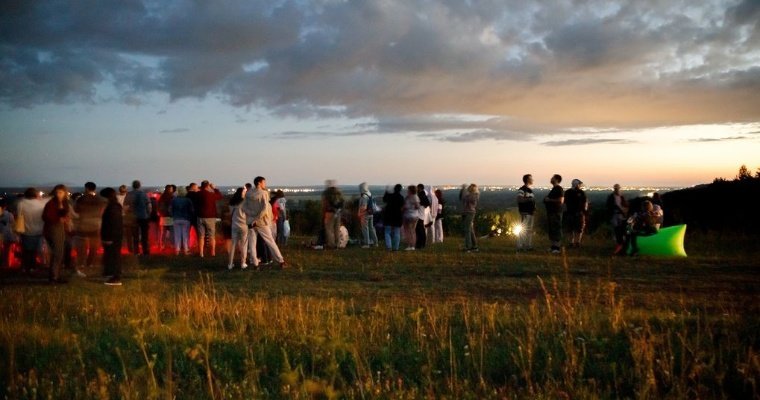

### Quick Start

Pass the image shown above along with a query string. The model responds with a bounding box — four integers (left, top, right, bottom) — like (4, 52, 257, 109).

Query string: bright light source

(512, 224, 523, 236)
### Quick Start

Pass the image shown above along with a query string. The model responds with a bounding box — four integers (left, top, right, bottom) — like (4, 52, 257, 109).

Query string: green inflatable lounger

(628, 224, 687, 257)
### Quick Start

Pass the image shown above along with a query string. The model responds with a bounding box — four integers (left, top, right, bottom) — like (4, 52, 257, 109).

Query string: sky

(1, 0, 759, 188)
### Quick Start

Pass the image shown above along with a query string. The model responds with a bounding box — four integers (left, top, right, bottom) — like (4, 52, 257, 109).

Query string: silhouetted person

(322, 180, 344, 249)
(124, 180, 151, 256)
(43, 184, 71, 283)
(383, 184, 404, 251)
(607, 184, 629, 255)
(74, 181, 106, 276)
(100, 187, 123, 285)
(517, 174, 536, 251)
(564, 179, 588, 248)
(544, 174, 564, 254)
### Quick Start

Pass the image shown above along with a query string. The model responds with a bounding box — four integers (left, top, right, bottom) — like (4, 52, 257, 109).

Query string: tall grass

(1, 236, 759, 399)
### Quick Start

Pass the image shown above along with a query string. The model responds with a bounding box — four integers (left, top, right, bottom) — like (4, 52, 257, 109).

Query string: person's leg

(204, 218, 217, 256)
(434, 219, 443, 243)
(87, 234, 99, 267)
(74, 236, 86, 268)
(255, 225, 284, 263)
(197, 218, 207, 257)
(463, 213, 474, 250)
(247, 228, 258, 266)
(173, 222, 182, 254)
(550, 213, 562, 250)
(361, 216, 370, 246)
(525, 214, 535, 249)
(139, 219, 150, 255)
(20, 235, 35, 271)
(368, 216, 378, 246)
(384, 226, 392, 250)
(323, 212, 334, 248)
(182, 220, 191, 253)
(331, 212, 342, 249)
(47, 228, 64, 281)
(403, 218, 416, 248)
(104, 239, 122, 280)
(392, 227, 401, 250)
(239, 228, 248, 266)
(102, 240, 114, 277)
(228, 234, 238, 268)
(469, 214, 478, 250)
(415, 219, 426, 249)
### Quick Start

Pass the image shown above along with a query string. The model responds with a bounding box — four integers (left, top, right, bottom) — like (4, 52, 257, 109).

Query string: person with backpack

(321, 180, 344, 249)
(606, 184, 629, 255)
(358, 182, 379, 248)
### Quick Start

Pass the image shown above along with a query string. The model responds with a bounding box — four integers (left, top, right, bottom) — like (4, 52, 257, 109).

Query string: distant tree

(736, 164, 753, 181)
(756, 167, 760, 179)
(713, 177, 727, 184)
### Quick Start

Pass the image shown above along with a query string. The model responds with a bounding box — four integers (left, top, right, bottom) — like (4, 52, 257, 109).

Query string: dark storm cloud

(541, 138, 634, 146)
(1, 0, 759, 137)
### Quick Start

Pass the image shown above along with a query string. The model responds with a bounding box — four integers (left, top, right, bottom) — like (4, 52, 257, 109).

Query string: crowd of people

(0, 174, 665, 285)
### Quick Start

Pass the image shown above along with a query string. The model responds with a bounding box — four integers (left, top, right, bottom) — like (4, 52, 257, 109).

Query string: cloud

(541, 138, 635, 147)
(158, 128, 189, 134)
(1, 0, 758, 131)
(688, 135, 750, 142)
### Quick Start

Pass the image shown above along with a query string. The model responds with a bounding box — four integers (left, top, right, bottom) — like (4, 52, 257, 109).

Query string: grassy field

(1, 232, 759, 399)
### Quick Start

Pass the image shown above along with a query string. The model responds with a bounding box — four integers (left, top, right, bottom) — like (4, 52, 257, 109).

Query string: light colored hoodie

(243, 187, 273, 227)
(358, 182, 373, 218)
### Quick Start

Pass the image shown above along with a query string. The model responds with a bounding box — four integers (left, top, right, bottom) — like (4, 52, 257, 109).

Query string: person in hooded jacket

(358, 182, 379, 248)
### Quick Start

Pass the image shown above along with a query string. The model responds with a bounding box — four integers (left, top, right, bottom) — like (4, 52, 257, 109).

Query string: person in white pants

(426, 185, 438, 244)
(243, 176, 287, 269)
(433, 188, 445, 243)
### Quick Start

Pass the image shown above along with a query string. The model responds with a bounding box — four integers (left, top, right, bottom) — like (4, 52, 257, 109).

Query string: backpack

(365, 194, 375, 215)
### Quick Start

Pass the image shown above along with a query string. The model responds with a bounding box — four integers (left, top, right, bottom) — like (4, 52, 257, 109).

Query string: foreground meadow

(1, 233, 759, 399)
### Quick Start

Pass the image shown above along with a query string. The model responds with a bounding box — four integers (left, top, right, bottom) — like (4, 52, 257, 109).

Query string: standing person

(116, 185, 128, 207)
(100, 187, 123, 286)
(169, 186, 194, 255)
(196, 180, 223, 258)
(186, 182, 202, 250)
(433, 189, 445, 243)
(415, 184, 430, 249)
(382, 184, 404, 251)
(0, 199, 17, 268)
(606, 184, 629, 255)
(74, 182, 106, 276)
(426, 185, 439, 245)
(564, 179, 588, 248)
(42, 184, 72, 283)
(227, 187, 249, 270)
(274, 190, 288, 246)
(321, 180, 344, 249)
(244, 176, 287, 268)
(544, 174, 564, 254)
(124, 180, 151, 256)
(358, 182, 379, 248)
(157, 185, 175, 251)
(15, 188, 46, 272)
(462, 184, 480, 252)
(516, 174, 536, 251)
(402, 185, 420, 251)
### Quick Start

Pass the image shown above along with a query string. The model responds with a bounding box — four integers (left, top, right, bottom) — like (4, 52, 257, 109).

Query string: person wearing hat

(564, 179, 588, 248)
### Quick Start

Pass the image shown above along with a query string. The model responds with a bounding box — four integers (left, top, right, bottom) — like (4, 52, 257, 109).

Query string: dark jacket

(74, 193, 107, 235)
(382, 191, 405, 227)
(101, 201, 123, 242)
